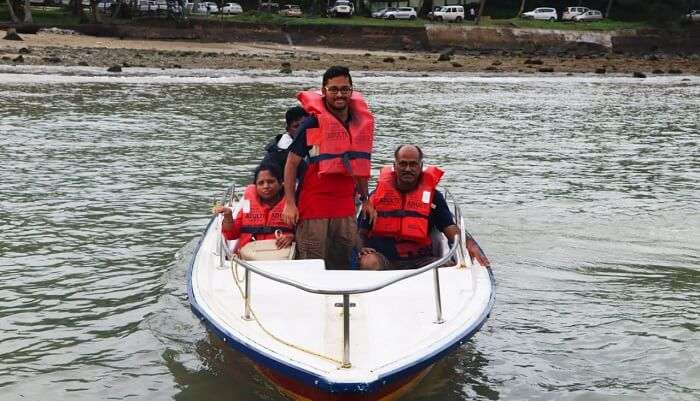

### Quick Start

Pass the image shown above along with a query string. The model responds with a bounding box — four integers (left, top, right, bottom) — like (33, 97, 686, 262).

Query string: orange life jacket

(237, 185, 293, 250)
(297, 90, 374, 177)
(370, 165, 444, 247)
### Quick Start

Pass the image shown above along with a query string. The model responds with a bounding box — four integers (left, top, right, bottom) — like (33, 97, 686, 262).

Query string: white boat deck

(191, 215, 494, 384)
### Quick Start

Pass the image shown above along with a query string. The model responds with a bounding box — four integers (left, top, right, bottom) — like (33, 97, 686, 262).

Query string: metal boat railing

(211, 185, 475, 368)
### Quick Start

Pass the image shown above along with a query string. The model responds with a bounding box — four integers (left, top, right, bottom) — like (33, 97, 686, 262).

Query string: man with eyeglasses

(282, 66, 375, 269)
(358, 144, 490, 270)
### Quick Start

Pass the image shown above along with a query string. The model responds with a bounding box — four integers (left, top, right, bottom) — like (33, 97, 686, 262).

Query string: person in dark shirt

(358, 144, 490, 270)
(261, 106, 308, 172)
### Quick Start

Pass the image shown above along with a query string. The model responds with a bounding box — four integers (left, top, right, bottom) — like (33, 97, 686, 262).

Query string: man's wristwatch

(359, 193, 368, 203)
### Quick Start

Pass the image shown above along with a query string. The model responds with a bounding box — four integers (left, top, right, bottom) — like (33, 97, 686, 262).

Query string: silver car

(279, 4, 302, 17)
(383, 6, 417, 20)
(562, 6, 589, 21)
(222, 2, 243, 14)
(372, 7, 392, 18)
(573, 9, 603, 22)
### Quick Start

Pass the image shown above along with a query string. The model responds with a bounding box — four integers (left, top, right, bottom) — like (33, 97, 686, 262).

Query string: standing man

(282, 66, 375, 269)
(358, 144, 490, 270)
(261, 106, 309, 172)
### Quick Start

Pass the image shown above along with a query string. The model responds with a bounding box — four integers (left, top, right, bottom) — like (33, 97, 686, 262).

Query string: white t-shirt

(277, 133, 294, 150)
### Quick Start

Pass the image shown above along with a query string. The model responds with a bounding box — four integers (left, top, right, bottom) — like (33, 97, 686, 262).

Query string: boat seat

(239, 239, 296, 261)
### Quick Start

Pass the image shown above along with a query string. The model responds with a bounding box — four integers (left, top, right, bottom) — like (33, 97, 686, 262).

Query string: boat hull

(188, 213, 496, 400)
(257, 363, 432, 401)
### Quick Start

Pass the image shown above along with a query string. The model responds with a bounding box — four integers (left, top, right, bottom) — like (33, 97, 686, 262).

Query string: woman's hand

(276, 233, 294, 249)
(213, 206, 232, 216)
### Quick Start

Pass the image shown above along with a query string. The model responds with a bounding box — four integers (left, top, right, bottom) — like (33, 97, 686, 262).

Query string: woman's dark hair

(322, 66, 352, 87)
(253, 163, 283, 184)
(285, 106, 308, 128)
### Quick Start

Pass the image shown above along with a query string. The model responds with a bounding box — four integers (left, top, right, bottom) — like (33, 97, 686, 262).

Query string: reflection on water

(0, 69, 698, 401)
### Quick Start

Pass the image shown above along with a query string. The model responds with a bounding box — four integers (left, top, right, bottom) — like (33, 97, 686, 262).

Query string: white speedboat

(188, 186, 495, 400)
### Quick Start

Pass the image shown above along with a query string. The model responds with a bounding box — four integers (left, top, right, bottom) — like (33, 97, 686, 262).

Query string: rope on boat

(229, 258, 345, 367)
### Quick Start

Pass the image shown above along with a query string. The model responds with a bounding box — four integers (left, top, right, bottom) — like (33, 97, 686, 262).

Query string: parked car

(203, 1, 218, 12)
(97, 0, 112, 11)
(521, 7, 558, 21)
(431, 5, 464, 22)
(573, 9, 603, 21)
(371, 7, 392, 18)
(137, 0, 158, 12)
(221, 2, 243, 14)
(191, 2, 210, 13)
(383, 6, 416, 20)
(683, 10, 700, 22)
(327, 0, 353, 17)
(279, 4, 302, 16)
(562, 6, 589, 21)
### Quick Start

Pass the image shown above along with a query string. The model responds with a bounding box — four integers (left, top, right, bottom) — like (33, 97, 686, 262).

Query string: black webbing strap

(240, 226, 293, 234)
(308, 151, 371, 164)
(377, 210, 429, 219)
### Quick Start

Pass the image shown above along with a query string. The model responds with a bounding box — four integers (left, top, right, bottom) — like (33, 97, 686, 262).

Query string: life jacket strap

(308, 150, 371, 164)
(240, 226, 294, 235)
(377, 210, 429, 219)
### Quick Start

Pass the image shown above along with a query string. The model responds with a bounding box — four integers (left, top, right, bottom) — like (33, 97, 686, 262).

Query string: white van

(521, 7, 558, 21)
(431, 5, 464, 22)
(562, 6, 589, 21)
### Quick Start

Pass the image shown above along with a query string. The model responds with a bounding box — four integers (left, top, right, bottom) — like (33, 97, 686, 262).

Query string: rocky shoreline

(1, 29, 699, 76)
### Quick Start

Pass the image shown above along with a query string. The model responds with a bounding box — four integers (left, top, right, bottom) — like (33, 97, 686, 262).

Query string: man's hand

(276, 234, 294, 249)
(361, 201, 377, 226)
(358, 247, 383, 270)
(359, 247, 377, 257)
(466, 238, 491, 268)
(283, 201, 299, 226)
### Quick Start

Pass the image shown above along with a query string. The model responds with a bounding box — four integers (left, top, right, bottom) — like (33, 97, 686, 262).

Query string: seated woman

(214, 164, 294, 258)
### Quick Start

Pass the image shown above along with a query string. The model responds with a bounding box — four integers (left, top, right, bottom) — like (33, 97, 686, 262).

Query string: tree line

(3, 0, 699, 24)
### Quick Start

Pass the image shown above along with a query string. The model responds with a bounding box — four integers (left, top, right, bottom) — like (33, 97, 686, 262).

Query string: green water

(0, 67, 698, 400)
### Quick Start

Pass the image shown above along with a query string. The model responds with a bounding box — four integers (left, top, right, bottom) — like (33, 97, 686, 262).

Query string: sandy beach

(1, 29, 699, 75)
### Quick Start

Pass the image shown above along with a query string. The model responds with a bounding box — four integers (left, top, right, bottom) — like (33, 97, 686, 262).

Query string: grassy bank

(485, 18, 649, 31)
(202, 13, 650, 31)
(220, 13, 425, 28)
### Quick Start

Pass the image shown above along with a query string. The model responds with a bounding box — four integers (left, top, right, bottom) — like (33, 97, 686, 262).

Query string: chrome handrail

(226, 238, 459, 295)
(212, 187, 471, 369)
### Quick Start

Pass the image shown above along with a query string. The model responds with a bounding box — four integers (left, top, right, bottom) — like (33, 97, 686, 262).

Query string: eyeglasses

(325, 86, 353, 95)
